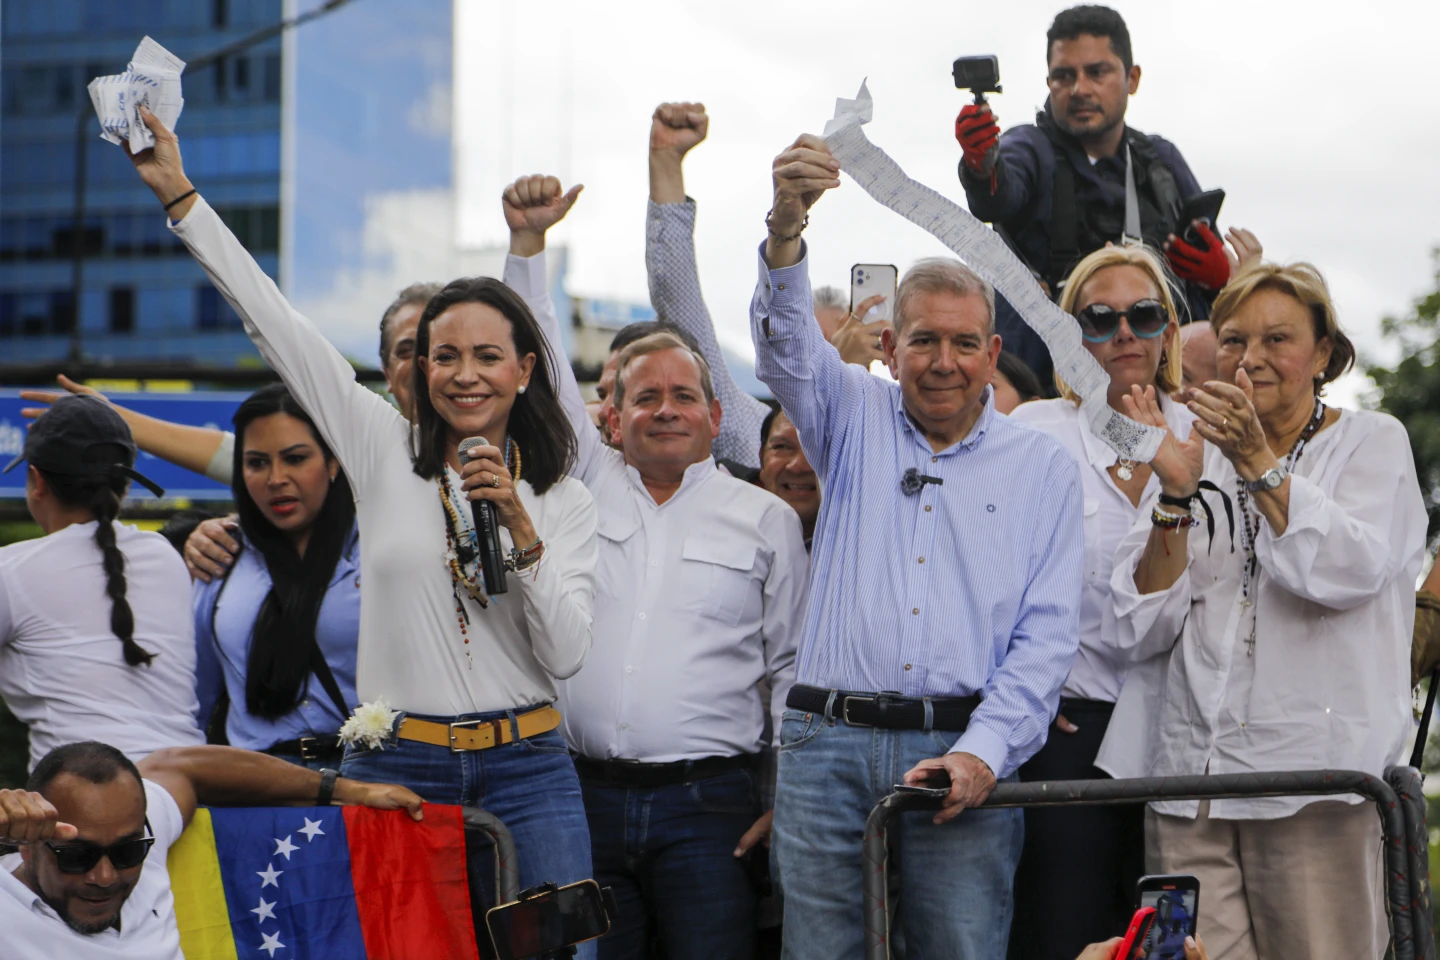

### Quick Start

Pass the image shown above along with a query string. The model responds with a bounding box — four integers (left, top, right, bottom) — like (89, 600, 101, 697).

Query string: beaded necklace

(1235, 396, 1325, 656)
(438, 438, 519, 662)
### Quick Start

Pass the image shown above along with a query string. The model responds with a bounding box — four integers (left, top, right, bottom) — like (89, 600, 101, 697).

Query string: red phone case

(1114, 906, 1157, 960)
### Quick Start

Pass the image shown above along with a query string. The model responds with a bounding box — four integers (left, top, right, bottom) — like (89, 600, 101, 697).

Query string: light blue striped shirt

(749, 245, 1084, 777)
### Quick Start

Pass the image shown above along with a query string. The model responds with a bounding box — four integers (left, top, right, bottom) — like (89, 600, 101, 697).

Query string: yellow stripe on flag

(166, 808, 240, 960)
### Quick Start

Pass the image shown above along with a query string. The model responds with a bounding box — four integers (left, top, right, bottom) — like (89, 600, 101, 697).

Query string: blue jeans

(581, 767, 761, 960)
(341, 707, 596, 960)
(772, 707, 1024, 960)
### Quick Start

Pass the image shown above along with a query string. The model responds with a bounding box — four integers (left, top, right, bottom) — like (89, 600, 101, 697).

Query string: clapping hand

(1185, 369, 1273, 476)
(1121, 384, 1204, 497)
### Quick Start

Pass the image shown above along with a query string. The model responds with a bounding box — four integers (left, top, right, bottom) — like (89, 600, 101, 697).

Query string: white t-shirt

(0, 522, 204, 769)
(0, 778, 185, 960)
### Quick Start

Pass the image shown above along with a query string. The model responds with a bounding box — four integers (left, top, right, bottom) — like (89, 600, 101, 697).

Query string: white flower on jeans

(338, 698, 399, 751)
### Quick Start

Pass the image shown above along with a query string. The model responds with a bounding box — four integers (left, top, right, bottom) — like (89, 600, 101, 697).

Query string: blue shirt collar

(893, 384, 995, 457)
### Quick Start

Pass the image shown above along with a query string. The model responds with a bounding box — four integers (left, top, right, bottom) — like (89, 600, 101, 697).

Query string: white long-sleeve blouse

(1097, 408, 1424, 819)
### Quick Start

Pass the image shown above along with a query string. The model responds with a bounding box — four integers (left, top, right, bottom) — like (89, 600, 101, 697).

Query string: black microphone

(901, 467, 944, 497)
(459, 436, 508, 596)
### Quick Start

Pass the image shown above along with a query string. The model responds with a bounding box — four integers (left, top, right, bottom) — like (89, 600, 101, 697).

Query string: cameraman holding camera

(957, 5, 1224, 390)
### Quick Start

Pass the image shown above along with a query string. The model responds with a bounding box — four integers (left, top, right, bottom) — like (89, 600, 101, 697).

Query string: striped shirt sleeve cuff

(949, 721, 1010, 779)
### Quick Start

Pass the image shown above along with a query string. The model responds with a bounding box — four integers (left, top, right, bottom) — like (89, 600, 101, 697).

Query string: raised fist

(502, 174, 584, 238)
(650, 102, 709, 159)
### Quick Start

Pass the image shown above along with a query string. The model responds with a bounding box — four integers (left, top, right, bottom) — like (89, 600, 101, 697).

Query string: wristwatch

(317, 768, 339, 806)
(1245, 465, 1288, 492)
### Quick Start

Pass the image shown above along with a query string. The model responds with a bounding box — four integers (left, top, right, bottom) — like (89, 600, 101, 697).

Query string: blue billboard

(0, 390, 244, 501)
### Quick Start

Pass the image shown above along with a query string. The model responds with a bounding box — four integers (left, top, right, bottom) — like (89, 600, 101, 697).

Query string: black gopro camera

(953, 55, 1002, 104)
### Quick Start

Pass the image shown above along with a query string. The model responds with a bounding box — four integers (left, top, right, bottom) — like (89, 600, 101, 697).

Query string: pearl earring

(518, 385, 527, 394)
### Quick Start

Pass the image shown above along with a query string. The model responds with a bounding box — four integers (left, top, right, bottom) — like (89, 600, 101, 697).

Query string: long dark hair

(39, 456, 153, 668)
(409, 277, 576, 493)
(231, 384, 356, 720)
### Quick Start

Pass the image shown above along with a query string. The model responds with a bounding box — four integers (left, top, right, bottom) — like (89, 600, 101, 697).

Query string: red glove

(955, 103, 1000, 175)
(1165, 220, 1230, 290)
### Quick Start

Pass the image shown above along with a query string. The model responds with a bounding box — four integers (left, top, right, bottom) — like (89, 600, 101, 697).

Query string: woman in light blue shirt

(193, 384, 358, 768)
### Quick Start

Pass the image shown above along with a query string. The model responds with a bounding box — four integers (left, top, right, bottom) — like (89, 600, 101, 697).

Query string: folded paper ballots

(87, 36, 186, 152)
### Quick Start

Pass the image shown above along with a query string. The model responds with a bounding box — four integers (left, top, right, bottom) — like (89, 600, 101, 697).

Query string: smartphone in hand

(1135, 874, 1199, 960)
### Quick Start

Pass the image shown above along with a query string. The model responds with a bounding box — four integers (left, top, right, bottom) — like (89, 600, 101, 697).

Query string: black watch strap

(317, 768, 339, 806)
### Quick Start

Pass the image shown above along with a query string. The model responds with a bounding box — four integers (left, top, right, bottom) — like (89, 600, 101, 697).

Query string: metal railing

(862, 767, 1433, 960)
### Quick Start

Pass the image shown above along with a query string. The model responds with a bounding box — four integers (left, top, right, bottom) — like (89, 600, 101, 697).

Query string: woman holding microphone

(124, 106, 599, 916)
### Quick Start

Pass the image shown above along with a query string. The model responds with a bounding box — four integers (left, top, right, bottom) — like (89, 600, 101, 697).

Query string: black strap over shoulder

(309, 645, 351, 722)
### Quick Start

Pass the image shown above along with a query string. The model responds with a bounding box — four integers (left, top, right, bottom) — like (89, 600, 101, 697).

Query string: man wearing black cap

(0, 395, 203, 769)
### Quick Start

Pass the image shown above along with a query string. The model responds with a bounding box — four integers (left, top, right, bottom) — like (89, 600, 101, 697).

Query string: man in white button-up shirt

(500, 176, 808, 960)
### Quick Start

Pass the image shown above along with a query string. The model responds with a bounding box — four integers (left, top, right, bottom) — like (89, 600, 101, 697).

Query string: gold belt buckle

(449, 717, 505, 753)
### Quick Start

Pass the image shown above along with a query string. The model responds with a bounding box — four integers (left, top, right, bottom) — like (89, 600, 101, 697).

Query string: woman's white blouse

(171, 198, 598, 716)
(1009, 396, 1196, 702)
(1097, 408, 1424, 819)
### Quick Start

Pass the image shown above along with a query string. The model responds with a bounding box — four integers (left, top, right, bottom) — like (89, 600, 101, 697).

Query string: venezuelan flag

(167, 804, 481, 960)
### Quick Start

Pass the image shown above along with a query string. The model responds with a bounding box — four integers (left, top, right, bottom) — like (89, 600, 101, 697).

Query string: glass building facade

(0, 0, 453, 368)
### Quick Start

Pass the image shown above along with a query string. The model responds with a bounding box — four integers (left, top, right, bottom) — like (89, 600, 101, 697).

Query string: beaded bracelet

(1151, 506, 1198, 530)
(506, 538, 544, 573)
(765, 210, 808, 243)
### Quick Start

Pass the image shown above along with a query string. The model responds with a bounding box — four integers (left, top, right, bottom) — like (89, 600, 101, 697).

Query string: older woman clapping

(1102, 263, 1425, 960)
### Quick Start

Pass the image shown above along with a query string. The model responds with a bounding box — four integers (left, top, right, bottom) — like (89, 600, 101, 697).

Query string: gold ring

(1222, 417, 1228, 428)
(491, 476, 501, 488)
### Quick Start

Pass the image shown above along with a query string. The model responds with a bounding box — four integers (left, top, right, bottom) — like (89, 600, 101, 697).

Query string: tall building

(1, 0, 283, 364)
(0, 0, 454, 369)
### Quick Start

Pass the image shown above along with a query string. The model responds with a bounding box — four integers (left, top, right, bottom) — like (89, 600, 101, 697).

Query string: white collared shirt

(0, 522, 203, 769)
(1098, 409, 1424, 819)
(0, 779, 185, 960)
(504, 253, 808, 763)
(1009, 396, 1196, 702)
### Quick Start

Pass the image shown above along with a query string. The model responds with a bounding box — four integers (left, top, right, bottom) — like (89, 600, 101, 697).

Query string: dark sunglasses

(1075, 299, 1169, 343)
(44, 823, 154, 874)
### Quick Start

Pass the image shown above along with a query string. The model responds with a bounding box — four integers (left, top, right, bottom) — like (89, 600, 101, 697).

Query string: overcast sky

(452, 0, 1440, 405)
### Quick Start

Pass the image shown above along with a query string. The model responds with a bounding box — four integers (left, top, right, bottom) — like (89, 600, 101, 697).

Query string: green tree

(1368, 247, 1440, 543)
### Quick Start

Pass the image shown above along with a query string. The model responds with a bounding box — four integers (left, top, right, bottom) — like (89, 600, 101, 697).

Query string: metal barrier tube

(860, 769, 1425, 960)
(463, 807, 522, 903)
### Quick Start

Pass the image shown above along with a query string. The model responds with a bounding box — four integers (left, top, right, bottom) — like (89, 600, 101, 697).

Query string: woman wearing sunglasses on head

(0, 396, 204, 770)
(1006, 245, 1194, 960)
(123, 107, 599, 928)
(1104, 262, 1421, 959)
(192, 385, 360, 770)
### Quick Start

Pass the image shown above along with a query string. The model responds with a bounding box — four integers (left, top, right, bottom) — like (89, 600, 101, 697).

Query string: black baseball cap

(2, 395, 165, 497)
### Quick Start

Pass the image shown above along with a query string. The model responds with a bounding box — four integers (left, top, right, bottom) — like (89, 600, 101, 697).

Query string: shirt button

(778, 283, 786, 290)
(638, 612, 646, 620)
(912, 608, 920, 615)
(626, 666, 634, 674)
(917, 557, 925, 564)
(1325, 707, 1331, 714)
(302, 699, 311, 707)
(924, 505, 932, 513)
(651, 560, 659, 567)
(620, 723, 629, 730)
(904, 664, 913, 671)
(931, 456, 938, 463)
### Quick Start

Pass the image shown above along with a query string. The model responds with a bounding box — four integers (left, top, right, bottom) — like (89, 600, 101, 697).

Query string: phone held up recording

(1134, 874, 1200, 960)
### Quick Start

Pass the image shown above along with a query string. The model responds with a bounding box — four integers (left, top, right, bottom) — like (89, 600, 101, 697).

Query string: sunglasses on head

(44, 824, 154, 874)
(1076, 299, 1169, 343)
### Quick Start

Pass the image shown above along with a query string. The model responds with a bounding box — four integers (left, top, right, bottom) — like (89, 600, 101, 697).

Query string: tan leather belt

(397, 705, 562, 753)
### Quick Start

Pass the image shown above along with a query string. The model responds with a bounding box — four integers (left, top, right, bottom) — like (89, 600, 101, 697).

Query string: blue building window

(196, 285, 241, 331)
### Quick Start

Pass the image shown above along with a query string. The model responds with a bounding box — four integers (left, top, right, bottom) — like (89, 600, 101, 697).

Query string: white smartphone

(850, 263, 898, 324)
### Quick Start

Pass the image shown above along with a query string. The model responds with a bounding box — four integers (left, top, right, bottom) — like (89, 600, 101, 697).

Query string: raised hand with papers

(86, 36, 186, 152)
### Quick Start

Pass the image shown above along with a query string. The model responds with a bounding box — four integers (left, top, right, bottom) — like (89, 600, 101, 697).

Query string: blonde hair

(611, 331, 716, 409)
(1054, 245, 1183, 403)
(1210, 261, 1355, 388)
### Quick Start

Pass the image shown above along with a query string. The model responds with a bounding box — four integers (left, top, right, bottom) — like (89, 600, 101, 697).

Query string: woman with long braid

(0, 396, 203, 769)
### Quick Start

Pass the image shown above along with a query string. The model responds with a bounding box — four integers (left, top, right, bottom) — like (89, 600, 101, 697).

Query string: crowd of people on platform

(1, 6, 1434, 960)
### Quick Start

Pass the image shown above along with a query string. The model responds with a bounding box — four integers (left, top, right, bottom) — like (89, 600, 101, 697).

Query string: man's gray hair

(895, 258, 996, 335)
(813, 285, 847, 311)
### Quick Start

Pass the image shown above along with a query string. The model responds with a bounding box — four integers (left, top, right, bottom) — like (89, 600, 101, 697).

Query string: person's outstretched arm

(21, 375, 233, 482)
(139, 746, 423, 829)
(124, 105, 401, 495)
(648, 102, 769, 468)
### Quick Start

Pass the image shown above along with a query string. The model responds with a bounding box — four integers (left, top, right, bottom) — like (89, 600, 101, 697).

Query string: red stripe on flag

(344, 804, 481, 960)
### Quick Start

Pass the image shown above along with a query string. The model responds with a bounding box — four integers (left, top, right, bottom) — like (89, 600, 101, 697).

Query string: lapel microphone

(901, 467, 944, 497)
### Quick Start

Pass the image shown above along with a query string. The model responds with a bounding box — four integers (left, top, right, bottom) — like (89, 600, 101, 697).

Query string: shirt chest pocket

(596, 513, 642, 598)
(1080, 498, 1112, 588)
(680, 538, 761, 627)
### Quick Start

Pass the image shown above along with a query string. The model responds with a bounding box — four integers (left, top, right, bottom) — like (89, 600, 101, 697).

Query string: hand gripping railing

(862, 768, 1434, 960)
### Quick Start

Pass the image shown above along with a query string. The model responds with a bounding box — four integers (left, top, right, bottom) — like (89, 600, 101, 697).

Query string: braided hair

(38, 455, 154, 667)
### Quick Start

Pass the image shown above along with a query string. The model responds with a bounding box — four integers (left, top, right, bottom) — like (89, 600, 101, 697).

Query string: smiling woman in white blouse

(1007, 245, 1193, 959)
(1106, 262, 1424, 960)
(122, 107, 600, 941)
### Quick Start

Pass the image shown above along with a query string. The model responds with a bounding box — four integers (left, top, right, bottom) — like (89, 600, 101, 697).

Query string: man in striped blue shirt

(752, 133, 1084, 960)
